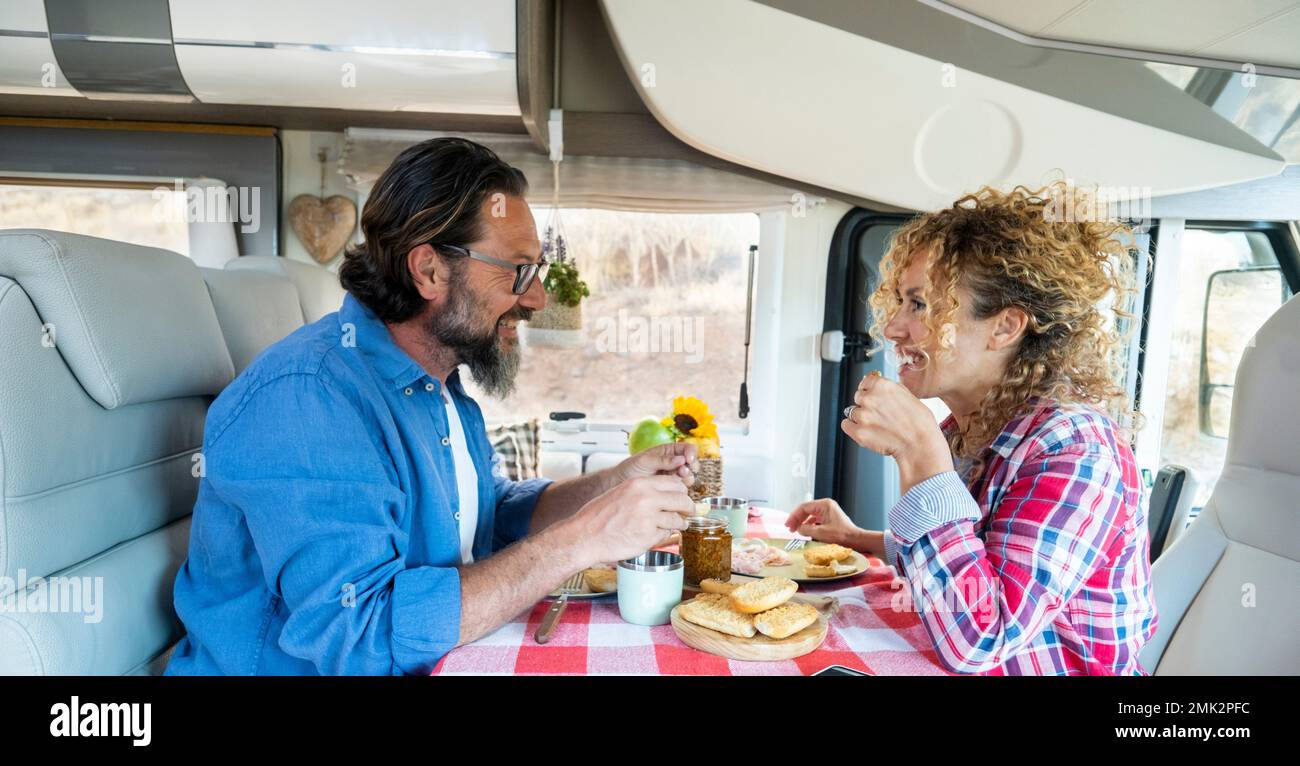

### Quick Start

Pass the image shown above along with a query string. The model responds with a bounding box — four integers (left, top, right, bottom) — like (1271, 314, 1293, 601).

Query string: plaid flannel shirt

(881, 400, 1157, 675)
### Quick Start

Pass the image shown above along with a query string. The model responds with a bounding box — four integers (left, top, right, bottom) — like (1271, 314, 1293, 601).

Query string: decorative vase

(529, 300, 582, 330)
(521, 299, 583, 348)
(690, 457, 724, 501)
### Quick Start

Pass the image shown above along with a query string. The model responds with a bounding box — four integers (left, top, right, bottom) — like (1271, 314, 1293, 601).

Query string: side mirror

(1199, 267, 1285, 438)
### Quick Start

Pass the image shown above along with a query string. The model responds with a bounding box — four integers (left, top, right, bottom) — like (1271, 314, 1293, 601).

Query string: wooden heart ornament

(288, 194, 357, 264)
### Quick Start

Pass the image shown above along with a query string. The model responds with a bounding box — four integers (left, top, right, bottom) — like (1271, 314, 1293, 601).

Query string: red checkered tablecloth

(432, 508, 951, 675)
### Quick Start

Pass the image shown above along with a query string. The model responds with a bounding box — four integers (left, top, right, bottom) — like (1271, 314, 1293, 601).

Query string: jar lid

(685, 514, 728, 531)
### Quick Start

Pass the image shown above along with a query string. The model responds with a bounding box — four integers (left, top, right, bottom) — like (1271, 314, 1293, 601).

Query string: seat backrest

(227, 255, 345, 322)
(0, 229, 234, 675)
(202, 267, 306, 373)
(1140, 293, 1300, 675)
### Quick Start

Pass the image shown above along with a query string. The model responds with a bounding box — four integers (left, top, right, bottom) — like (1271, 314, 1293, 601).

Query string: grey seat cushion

(203, 268, 307, 373)
(0, 230, 227, 675)
(227, 255, 345, 322)
(1141, 294, 1300, 675)
(0, 229, 233, 409)
(0, 233, 353, 675)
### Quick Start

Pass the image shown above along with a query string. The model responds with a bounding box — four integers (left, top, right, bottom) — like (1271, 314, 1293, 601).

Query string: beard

(428, 285, 532, 399)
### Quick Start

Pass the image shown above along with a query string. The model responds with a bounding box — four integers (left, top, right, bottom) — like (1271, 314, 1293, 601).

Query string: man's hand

(615, 441, 697, 490)
(528, 441, 695, 537)
(566, 475, 694, 565)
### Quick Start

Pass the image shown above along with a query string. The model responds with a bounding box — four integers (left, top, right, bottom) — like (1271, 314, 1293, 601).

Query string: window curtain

(339, 128, 819, 214)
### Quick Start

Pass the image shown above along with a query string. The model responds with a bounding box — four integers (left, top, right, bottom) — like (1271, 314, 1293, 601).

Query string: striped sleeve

(883, 529, 901, 570)
(890, 445, 1129, 674)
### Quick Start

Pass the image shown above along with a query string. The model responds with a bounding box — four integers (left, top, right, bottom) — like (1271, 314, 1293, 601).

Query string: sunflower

(667, 396, 719, 444)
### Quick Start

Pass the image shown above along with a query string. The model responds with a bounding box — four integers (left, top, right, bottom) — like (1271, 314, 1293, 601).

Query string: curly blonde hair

(868, 182, 1145, 469)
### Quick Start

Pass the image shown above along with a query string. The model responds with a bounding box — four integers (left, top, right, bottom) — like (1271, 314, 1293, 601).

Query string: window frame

(1135, 216, 1300, 497)
(0, 121, 279, 256)
(0, 175, 196, 256)
(1183, 220, 1300, 291)
(480, 208, 772, 457)
(815, 208, 912, 520)
(1136, 218, 1299, 413)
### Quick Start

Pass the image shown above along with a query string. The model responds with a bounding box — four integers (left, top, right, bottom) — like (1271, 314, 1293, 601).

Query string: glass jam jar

(680, 515, 732, 586)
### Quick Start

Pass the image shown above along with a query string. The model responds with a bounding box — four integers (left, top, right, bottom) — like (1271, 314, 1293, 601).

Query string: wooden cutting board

(669, 592, 838, 662)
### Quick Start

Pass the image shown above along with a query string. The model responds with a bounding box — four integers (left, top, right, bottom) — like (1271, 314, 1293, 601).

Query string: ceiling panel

(166, 0, 518, 114)
(603, 0, 1285, 212)
(943, 0, 1087, 34)
(173, 46, 518, 115)
(942, 0, 1300, 69)
(0, 0, 49, 30)
(0, 1, 80, 97)
(1043, 0, 1295, 59)
(1199, 9, 1300, 66)
(167, 0, 515, 52)
(0, 38, 81, 97)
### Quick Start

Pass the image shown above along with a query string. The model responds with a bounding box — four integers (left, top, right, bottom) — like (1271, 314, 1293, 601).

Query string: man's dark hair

(339, 137, 528, 323)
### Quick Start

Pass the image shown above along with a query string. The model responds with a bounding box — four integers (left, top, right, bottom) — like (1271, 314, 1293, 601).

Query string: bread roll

(728, 576, 798, 614)
(678, 593, 757, 638)
(700, 578, 739, 595)
(583, 568, 617, 593)
(803, 563, 839, 578)
(754, 601, 820, 639)
(804, 544, 854, 565)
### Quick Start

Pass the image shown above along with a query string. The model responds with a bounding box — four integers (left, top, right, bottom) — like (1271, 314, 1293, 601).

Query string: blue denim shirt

(166, 293, 551, 675)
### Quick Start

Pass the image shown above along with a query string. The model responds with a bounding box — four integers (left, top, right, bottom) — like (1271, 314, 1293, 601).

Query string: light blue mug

(617, 551, 684, 626)
(703, 496, 750, 539)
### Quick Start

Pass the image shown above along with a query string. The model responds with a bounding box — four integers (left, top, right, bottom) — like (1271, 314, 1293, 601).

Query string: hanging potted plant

(522, 221, 589, 347)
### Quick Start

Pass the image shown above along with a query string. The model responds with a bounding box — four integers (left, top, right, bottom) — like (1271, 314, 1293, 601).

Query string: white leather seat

(0, 230, 233, 675)
(1140, 293, 1300, 675)
(226, 255, 345, 323)
(0, 229, 343, 674)
(202, 268, 307, 373)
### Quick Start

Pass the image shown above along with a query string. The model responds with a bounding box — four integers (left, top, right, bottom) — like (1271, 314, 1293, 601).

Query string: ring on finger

(842, 404, 858, 422)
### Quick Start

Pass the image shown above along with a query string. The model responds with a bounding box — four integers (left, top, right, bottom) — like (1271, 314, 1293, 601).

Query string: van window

(1158, 229, 1292, 507)
(463, 209, 759, 428)
(0, 181, 190, 256)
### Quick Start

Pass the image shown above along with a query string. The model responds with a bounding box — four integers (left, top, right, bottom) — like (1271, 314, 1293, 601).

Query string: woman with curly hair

(788, 182, 1157, 675)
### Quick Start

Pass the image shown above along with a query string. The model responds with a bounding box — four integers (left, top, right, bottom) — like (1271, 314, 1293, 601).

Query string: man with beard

(167, 137, 697, 675)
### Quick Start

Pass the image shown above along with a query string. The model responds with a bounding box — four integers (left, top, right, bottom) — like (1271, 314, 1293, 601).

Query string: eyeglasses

(438, 244, 549, 295)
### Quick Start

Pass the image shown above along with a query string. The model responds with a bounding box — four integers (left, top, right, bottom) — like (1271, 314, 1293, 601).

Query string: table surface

(432, 508, 951, 675)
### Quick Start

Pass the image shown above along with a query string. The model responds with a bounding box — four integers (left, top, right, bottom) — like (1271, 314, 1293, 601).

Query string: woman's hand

(785, 498, 859, 547)
(842, 373, 954, 494)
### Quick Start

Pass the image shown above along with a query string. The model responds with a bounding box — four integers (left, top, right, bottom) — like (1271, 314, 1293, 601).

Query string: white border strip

(173, 38, 515, 60)
(0, 28, 515, 60)
(50, 33, 171, 45)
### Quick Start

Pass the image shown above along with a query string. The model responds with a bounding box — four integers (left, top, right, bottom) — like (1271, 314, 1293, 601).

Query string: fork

(534, 571, 585, 644)
(784, 538, 807, 551)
